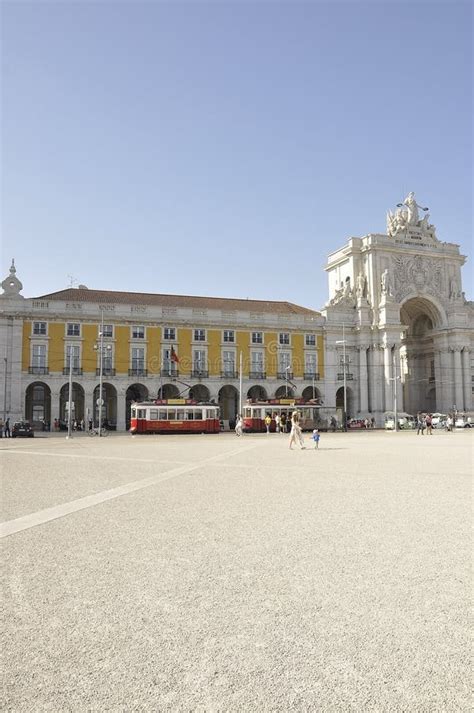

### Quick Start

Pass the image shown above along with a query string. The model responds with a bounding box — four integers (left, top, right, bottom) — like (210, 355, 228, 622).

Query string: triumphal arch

(322, 193, 473, 420)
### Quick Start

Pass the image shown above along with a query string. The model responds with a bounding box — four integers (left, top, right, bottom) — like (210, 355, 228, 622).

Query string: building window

(252, 332, 263, 344)
(193, 349, 207, 374)
(132, 347, 145, 370)
(278, 352, 291, 372)
(305, 334, 316, 347)
(66, 344, 80, 371)
(102, 324, 113, 338)
(162, 348, 178, 375)
(67, 323, 80, 337)
(33, 322, 47, 336)
(32, 344, 47, 368)
(222, 350, 235, 376)
(223, 330, 235, 343)
(194, 329, 206, 342)
(279, 332, 290, 345)
(132, 326, 145, 339)
(251, 351, 264, 374)
(305, 353, 317, 374)
(163, 327, 176, 340)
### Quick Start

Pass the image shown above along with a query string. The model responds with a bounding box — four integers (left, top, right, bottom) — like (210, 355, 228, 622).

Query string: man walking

(4, 417, 10, 438)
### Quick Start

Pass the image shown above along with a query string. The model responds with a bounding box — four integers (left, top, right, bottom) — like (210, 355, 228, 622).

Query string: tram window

(253, 409, 262, 418)
(149, 410, 158, 420)
(186, 410, 194, 420)
(167, 410, 176, 420)
(131, 408, 136, 418)
(177, 410, 185, 420)
(137, 409, 146, 418)
(243, 408, 251, 417)
(194, 410, 202, 420)
(158, 410, 167, 420)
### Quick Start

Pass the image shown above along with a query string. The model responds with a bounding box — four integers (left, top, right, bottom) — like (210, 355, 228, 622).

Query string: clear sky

(2, 1, 472, 310)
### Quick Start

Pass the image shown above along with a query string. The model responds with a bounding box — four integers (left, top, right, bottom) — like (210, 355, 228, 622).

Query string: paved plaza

(1, 429, 472, 711)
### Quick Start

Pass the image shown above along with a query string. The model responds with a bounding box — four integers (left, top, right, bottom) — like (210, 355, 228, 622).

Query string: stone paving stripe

(0, 443, 260, 539)
(0, 450, 189, 466)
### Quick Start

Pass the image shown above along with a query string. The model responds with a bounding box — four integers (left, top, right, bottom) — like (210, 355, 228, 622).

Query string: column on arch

(461, 348, 471, 412)
(358, 346, 369, 414)
(453, 348, 463, 411)
(383, 343, 393, 413)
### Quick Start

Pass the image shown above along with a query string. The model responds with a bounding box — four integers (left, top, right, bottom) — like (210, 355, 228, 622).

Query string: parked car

(12, 421, 34, 438)
(455, 417, 472, 428)
(431, 413, 447, 429)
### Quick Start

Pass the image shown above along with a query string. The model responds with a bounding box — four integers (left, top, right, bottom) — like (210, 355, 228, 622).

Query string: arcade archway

(302, 386, 322, 402)
(275, 385, 295, 399)
(247, 385, 268, 401)
(158, 384, 180, 399)
(400, 296, 443, 414)
(94, 383, 118, 429)
(25, 382, 51, 429)
(336, 386, 354, 419)
(219, 385, 239, 421)
(59, 382, 85, 424)
(125, 383, 148, 429)
(189, 384, 210, 402)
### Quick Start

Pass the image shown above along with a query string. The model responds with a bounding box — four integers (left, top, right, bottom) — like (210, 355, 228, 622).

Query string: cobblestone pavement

(1, 430, 472, 711)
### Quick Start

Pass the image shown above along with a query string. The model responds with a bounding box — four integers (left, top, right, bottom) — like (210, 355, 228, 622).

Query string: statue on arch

(356, 272, 367, 298)
(381, 268, 392, 296)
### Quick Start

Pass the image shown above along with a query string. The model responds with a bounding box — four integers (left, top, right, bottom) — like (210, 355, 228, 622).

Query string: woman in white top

(289, 411, 305, 450)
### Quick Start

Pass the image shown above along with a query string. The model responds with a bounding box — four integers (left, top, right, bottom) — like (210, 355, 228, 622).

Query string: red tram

(242, 399, 323, 432)
(130, 399, 220, 434)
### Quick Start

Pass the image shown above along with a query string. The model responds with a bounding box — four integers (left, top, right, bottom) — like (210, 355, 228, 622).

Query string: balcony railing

(129, 368, 148, 377)
(337, 372, 354, 380)
(221, 370, 239, 379)
(96, 368, 116, 376)
(249, 371, 266, 379)
(191, 369, 209, 379)
(28, 366, 49, 375)
(160, 368, 179, 377)
(277, 371, 294, 380)
(304, 372, 320, 381)
(62, 367, 83, 375)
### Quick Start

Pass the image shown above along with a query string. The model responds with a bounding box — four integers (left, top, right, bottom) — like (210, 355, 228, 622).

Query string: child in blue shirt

(312, 429, 320, 449)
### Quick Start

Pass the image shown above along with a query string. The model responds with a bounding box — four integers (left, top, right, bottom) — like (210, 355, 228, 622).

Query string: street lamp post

(389, 358, 400, 432)
(66, 345, 73, 439)
(336, 324, 347, 431)
(94, 311, 111, 437)
(3, 357, 8, 422)
(285, 364, 291, 397)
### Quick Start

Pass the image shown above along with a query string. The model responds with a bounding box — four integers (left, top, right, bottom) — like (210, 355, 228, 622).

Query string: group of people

(234, 411, 320, 450)
(416, 413, 433, 435)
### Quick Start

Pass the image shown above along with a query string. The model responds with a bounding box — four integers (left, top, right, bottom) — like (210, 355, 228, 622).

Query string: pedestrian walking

(265, 413, 272, 434)
(426, 413, 433, 435)
(275, 413, 281, 433)
(235, 415, 243, 437)
(280, 413, 287, 433)
(330, 415, 337, 433)
(446, 414, 453, 432)
(4, 417, 10, 438)
(289, 411, 305, 450)
(312, 429, 320, 449)
(88, 418, 93, 431)
(416, 413, 425, 435)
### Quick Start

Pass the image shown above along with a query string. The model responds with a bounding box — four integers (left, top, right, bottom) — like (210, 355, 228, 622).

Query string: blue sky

(2, 1, 472, 309)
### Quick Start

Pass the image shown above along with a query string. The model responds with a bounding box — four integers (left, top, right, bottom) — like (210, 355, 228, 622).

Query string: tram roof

(34, 287, 320, 317)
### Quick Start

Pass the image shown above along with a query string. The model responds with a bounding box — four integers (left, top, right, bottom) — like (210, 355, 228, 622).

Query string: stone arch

(25, 382, 51, 429)
(275, 385, 295, 399)
(336, 385, 354, 419)
(189, 384, 211, 402)
(59, 382, 85, 424)
(400, 294, 446, 331)
(218, 385, 239, 421)
(158, 383, 180, 399)
(400, 295, 444, 414)
(302, 386, 322, 402)
(94, 382, 118, 429)
(247, 385, 268, 401)
(125, 383, 148, 429)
